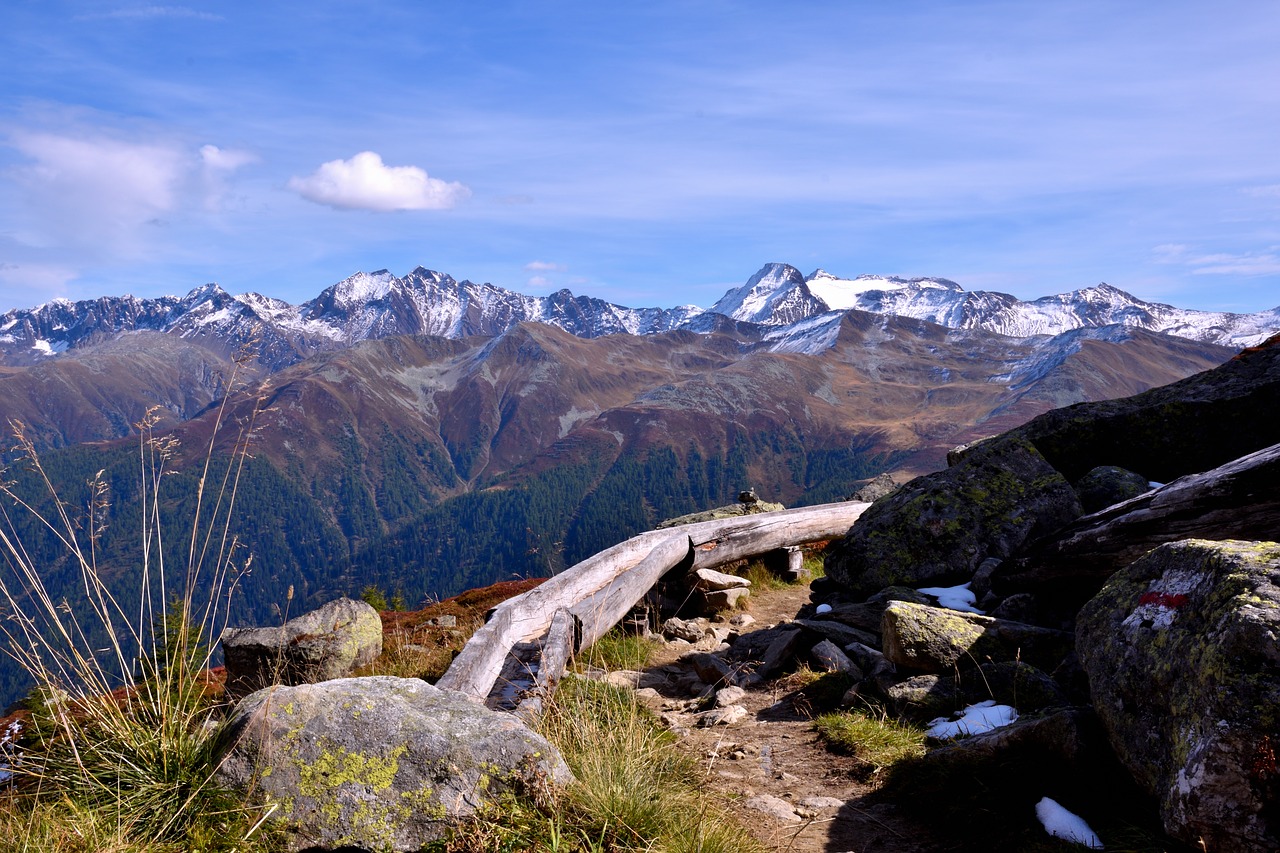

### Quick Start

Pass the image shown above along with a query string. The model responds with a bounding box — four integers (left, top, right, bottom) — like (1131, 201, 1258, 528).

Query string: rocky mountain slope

(709, 263, 1280, 348)
(3, 262, 1275, 376)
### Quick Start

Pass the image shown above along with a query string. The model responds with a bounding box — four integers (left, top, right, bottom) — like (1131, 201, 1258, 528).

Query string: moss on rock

(1077, 539, 1280, 853)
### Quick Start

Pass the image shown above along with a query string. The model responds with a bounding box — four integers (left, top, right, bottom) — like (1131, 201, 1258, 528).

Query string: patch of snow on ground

(917, 582, 982, 613)
(1034, 797, 1102, 848)
(815, 603, 832, 614)
(926, 700, 1017, 739)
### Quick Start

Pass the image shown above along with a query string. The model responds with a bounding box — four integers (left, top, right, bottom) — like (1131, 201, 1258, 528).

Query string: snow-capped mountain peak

(1, 261, 1276, 371)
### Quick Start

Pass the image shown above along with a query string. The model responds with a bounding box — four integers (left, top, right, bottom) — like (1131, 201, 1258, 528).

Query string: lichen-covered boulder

(220, 597, 383, 699)
(1077, 539, 1280, 853)
(824, 436, 1082, 598)
(882, 601, 1072, 673)
(215, 676, 573, 852)
(1073, 465, 1151, 513)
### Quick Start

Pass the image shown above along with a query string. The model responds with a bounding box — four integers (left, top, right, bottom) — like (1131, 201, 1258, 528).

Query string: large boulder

(220, 597, 383, 699)
(216, 676, 574, 852)
(881, 601, 1073, 673)
(1073, 464, 1151, 514)
(824, 436, 1081, 598)
(1077, 539, 1280, 852)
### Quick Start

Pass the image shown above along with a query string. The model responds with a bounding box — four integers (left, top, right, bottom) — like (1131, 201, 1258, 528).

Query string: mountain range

(3, 263, 1277, 374)
(0, 259, 1269, 703)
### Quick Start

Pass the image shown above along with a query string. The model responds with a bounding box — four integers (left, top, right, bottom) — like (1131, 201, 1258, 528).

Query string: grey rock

(824, 435, 1082, 599)
(696, 704, 749, 727)
(655, 501, 785, 528)
(215, 676, 572, 852)
(843, 642, 895, 680)
(1074, 464, 1152, 514)
(850, 472, 899, 503)
(1077, 539, 1280, 853)
(702, 586, 751, 613)
(713, 685, 748, 707)
(685, 652, 735, 687)
(755, 626, 807, 681)
(220, 597, 383, 699)
(885, 661, 1069, 723)
(743, 793, 799, 821)
(662, 616, 709, 643)
(989, 592, 1038, 623)
(970, 557, 1003, 599)
(795, 618, 878, 649)
(881, 601, 1072, 673)
(809, 639, 862, 678)
(692, 568, 751, 592)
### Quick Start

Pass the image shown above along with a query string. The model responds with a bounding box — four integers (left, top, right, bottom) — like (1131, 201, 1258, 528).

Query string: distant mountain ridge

(2, 263, 1277, 371)
(708, 263, 1280, 349)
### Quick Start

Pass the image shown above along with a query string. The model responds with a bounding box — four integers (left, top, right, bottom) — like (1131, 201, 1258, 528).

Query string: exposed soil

(640, 583, 946, 853)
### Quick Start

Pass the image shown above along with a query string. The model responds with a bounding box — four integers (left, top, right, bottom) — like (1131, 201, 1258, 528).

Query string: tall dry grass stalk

(0, 350, 268, 848)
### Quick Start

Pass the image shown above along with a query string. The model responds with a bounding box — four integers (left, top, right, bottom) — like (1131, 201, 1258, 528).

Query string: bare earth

(640, 583, 947, 853)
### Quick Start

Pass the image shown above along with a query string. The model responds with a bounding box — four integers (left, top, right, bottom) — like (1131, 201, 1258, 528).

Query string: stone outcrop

(216, 676, 574, 852)
(220, 597, 383, 699)
(1077, 539, 1280, 853)
(881, 601, 1072, 673)
(824, 436, 1081, 598)
(655, 500, 784, 528)
(1073, 465, 1151, 514)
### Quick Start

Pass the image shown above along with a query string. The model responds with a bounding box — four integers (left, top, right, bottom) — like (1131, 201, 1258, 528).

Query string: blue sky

(2, 1, 1278, 314)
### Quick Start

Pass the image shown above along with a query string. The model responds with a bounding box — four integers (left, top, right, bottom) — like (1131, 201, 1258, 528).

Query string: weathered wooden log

(995, 442, 1280, 600)
(512, 607, 578, 721)
(436, 530, 669, 696)
(438, 500, 872, 701)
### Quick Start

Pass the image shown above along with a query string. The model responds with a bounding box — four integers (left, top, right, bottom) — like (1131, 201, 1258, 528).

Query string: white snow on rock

(804, 269, 907, 308)
(1034, 797, 1102, 848)
(916, 582, 982, 614)
(926, 700, 1018, 739)
(815, 603, 832, 614)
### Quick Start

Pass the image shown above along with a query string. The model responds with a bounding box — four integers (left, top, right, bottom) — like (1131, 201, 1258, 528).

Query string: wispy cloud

(199, 144, 255, 211)
(75, 6, 223, 22)
(1152, 243, 1280, 277)
(8, 131, 187, 252)
(524, 260, 566, 272)
(288, 152, 470, 212)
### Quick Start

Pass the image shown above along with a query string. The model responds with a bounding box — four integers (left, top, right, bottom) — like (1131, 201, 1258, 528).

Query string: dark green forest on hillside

(0, 429, 899, 705)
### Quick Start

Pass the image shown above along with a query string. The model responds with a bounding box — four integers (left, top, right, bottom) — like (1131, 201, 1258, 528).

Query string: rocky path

(620, 584, 946, 853)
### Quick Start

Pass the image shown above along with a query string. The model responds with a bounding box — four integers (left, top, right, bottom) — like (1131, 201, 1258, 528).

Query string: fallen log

(995, 442, 1280, 602)
(438, 500, 871, 701)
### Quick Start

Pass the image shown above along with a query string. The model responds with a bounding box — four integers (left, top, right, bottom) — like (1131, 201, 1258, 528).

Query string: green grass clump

(0, 379, 275, 850)
(439, 677, 765, 853)
(577, 628, 659, 673)
(814, 709, 927, 775)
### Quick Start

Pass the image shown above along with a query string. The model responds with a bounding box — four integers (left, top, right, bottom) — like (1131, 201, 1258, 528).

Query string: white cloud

(199, 144, 256, 211)
(527, 275, 551, 288)
(1152, 243, 1280, 276)
(0, 262, 79, 297)
(9, 132, 187, 251)
(200, 144, 255, 172)
(288, 152, 470, 212)
(76, 6, 223, 22)
(524, 260, 566, 272)
(1243, 184, 1280, 198)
